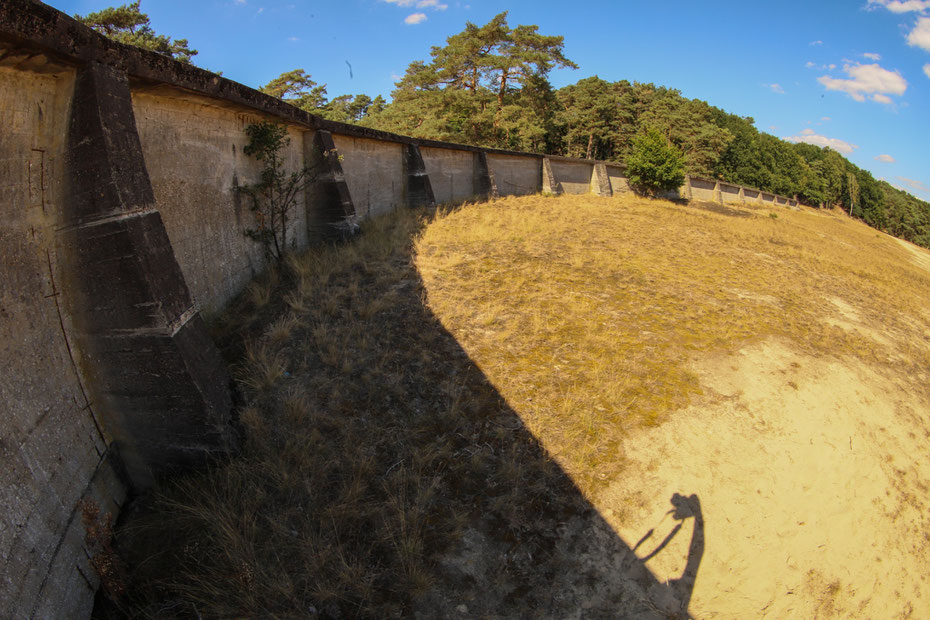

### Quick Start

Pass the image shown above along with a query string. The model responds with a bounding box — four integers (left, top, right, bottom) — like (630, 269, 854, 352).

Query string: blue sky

(51, 0, 930, 201)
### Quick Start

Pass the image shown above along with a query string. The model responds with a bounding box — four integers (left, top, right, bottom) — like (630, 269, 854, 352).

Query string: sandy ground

(601, 331, 930, 618)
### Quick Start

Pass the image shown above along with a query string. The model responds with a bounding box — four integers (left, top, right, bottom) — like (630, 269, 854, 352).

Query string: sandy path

(600, 338, 930, 618)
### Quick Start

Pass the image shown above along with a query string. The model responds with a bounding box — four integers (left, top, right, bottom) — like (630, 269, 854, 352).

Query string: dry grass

(415, 195, 930, 496)
(108, 193, 930, 618)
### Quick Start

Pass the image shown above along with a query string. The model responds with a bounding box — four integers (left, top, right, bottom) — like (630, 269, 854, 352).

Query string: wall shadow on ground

(112, 206, 704, 618)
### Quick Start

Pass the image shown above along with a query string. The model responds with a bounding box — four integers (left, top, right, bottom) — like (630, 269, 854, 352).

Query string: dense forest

(79, 5, 930, 249)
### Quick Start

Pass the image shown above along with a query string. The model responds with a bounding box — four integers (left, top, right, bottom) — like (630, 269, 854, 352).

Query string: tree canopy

(75, 1, 197, 64)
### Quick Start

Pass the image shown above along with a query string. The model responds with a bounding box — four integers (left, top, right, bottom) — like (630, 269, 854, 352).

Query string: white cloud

(234, 0, 246, 4)
(810, 40, 823, 45)
(821, 116, 831, 121)
(908, 17, 930, 51)
(383, 0, 415, 5)
(763, 83, 785, 94)
(924, 63, 930, 78)
(868, 0, 930, 12)
(817, 62, 907, 102)
(405, 12, 427, 24)
(287, 36, 299, 41)
(875, 154, 896, 162)
(783, 129, 858, 154)
(897, 176, 930, 192)
(805, 61, 816, 68)
(863, 52, 882, 60)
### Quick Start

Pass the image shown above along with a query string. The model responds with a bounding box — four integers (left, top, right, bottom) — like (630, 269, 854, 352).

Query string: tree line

(78, 3, 930, 249)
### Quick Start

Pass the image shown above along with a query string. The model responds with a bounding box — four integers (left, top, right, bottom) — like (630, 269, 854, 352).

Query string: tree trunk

(586, 132, 593, 160)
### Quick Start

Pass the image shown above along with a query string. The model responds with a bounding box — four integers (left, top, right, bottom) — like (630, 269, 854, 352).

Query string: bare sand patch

(602, 339, 930, 618)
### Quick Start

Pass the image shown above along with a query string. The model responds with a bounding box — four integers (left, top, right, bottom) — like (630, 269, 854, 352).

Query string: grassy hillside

(107, 195, 930, 618)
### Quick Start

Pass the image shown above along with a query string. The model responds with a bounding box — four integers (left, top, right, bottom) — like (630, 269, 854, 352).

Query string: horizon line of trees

(78, 3, 930, 250)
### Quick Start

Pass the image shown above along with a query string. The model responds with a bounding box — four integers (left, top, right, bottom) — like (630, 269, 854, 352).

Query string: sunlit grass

(415, 194, 930, 495)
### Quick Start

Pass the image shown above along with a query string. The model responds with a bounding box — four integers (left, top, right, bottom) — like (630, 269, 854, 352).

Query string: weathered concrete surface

(591, 162, 612, 197)
(761, 192, 776, 204)
(606, 164, 630, 195)
(550, 158, 595, 195)
(487, 153, 540, 196)
(60, 62, 236, 488)
(689, 177, 717, 202)
(333, 134, 404, 219)
(542, 157, 560, 195)
(305, 130, 358, 239)
(132, 88, 305, 313)
(403, 143, 436, 208)
(420, 146, 477, 204)
(474, 151, 499, 200)
(744, 188, 761, 202)
(0, 62, 127, 620)
(720, 183, 741, 204)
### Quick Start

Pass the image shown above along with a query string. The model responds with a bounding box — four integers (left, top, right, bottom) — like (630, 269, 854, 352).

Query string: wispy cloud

(867, 0, 930, 13)
(287, 36, 299, 42)
(908, 16, 930, 50)
(821, 116, 831, 121)
(405, 12, 427, 24)
(382, 0, 448, 8)
(810, 40, 823, 45)
(783, 129, 858, 154)
(875, 154, 896, 162)
(817, 62, 906, 102)
(862, 52, 882, 60)
(896, 176, 930, 192)
(924, 63, 930, 77)
(763, 83, 785, 94)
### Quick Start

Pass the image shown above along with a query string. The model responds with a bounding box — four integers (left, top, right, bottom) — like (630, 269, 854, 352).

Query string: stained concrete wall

(333, 134, 404, 220)
(487, 153, 541, 196)
(132, 88, 309, 313)
(606, 164, 630, 194)
(690, 177, 717, 202)
(420, 146, 477, 204)
(744, 188, 761, 202)
(550, 158, 595, 195)
(0, 62, 126, 620)
(720, 183, 741, 204)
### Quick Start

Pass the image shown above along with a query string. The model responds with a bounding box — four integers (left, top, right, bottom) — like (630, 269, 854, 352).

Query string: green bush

(625, 128, 685, 197)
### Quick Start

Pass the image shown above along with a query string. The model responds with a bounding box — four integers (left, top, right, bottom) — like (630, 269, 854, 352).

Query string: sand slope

(603, 338, 930, 618)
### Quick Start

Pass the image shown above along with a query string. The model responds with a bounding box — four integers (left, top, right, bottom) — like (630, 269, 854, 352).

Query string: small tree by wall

(238, 122, 310, 262)
(625, 127, 685, 197)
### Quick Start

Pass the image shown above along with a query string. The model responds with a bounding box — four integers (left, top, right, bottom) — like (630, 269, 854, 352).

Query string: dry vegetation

(108, 194, 930, 618)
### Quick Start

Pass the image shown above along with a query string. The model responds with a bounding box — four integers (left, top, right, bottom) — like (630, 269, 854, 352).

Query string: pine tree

(76, 1, 197, 64)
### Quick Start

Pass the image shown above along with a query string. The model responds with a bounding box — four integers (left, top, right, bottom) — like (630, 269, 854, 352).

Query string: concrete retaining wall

(420, 146, 479, 204)
(720, 183, 741, 205)
(487, 153, 541, 196)
(606, 164, 630, 194)
(0, 2, 804, 616)
(689, 177, 717, 202)
(550, 158, 595, 195)
(333, 134, 404, 220)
